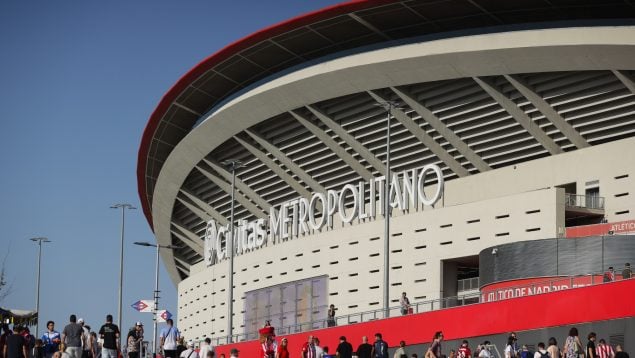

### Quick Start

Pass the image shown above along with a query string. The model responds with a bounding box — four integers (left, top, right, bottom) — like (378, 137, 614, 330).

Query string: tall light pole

(375, 101, 400, 317)
(134, 242, 181, 357)
(111, 203, 136, 344)
(30, 237, 51, 336)
(221, 159, 245, 343)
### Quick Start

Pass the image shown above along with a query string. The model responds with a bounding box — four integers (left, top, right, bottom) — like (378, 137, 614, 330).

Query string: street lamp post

(134, 242, 181, 357)
(375, 101, 400, 317)
(111, 203, 136, 345)
(220, 159, 245, 343)
(30, 237, 51, 336)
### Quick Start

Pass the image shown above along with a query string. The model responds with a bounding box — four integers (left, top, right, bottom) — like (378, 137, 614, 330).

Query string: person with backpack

(534, 343, 549, 358)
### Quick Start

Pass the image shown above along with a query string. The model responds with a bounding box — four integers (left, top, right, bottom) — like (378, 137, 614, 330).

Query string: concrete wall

(177, 138, 635, 341)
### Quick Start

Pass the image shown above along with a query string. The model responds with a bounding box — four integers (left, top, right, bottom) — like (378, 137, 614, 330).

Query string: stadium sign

(204, 164, 444, 265)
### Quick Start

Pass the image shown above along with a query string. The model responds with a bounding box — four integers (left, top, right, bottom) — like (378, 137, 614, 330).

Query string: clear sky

(0, 0, 342, 340)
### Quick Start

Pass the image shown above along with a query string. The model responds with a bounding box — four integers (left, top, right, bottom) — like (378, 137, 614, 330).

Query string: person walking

(478, 342, 492, 358)
(587, 332, 597, 358)
(179, 342, 198, 358)
(301, 336, 316, 358)
(426, 332, 443, 358)
(533, 343, 548, 358)
(393, 341, 407, 358)
(547, 338, 560, 358)
(563, 327, 583, 358)
(457, 341, 471, 358)
(336, 336, 353, 358)
(62, 315, 83, 358)
(614, 345, 628, 358)
(4, 326, 27, 358)
(97, 315, 119, 358)
(371, 333, 388, 358)
(41, 322, 61, 358)
(160, 319, 180, 358)
(275, 338, 289, 358)
(78, 320, 91, 358)
(198, 338, 212, 358)
(356, 336, 372, 358)
(126, 323, 143, 358)
(596, 339, 615, 358)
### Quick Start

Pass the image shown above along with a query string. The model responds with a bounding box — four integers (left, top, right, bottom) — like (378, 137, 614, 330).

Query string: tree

(0, 249, 11, 304)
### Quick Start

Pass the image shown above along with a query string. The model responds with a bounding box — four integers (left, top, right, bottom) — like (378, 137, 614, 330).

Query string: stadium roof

(137, 0, 635, 282)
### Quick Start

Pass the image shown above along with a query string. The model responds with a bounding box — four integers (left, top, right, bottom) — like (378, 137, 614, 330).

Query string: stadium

(137, 0, 635, 354)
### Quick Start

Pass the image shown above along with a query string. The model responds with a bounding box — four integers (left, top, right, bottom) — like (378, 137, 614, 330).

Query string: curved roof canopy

(137, 0, 635, 283)
(138, 0, 635, 229)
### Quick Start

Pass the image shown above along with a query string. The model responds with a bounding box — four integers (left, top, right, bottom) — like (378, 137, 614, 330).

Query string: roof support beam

(170, 221, 204, 255)
(203, 159, 272, 212)
(173, 256, 191, 272)
(179, 189, 228, 225)
(233, 135, 314, 200)
(245, 129, 326, 194)
(290, 110, 374, 180)
(613, 70, 635, 95)
(385, 87, 491, 173)
(175, 264, 190, 276)
(474, 76, 563, 155)
(305, 105, 386, 175)
(196, 164, 268, 219)
(176, 194, 214, 222)
(172, 101, 203, 117)
(348, 13, 391, 40)
(504, 74, 589, 149)
(366, 90, 469, 177)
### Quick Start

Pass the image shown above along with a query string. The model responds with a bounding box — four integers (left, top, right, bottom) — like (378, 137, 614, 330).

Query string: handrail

(206, 267, 630, 346)
(564, 193, 605, 210)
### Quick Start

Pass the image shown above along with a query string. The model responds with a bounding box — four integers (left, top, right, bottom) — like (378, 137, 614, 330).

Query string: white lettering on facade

(203, 164, 445, 265)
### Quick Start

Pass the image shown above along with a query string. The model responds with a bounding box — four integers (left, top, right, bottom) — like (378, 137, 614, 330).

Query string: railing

(207, 268, 629, 346)
(457, 277, 480, 292)
(565, 193, 605, 210)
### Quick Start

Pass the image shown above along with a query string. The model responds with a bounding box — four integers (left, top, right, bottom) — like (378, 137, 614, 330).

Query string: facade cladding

(479, 235, 635, 286)
(137, 0, 635, 342)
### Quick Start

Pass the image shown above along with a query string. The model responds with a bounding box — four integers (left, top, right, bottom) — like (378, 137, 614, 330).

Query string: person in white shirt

(534, 343, 549, 358)
(179, 342, 198, 358)
(478, 342, 492, 358)
(198, 338, 212, 358)
(314, 337, 324, 358)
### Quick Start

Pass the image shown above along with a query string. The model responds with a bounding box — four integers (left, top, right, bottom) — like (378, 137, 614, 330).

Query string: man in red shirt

(457, 341, 472, 358)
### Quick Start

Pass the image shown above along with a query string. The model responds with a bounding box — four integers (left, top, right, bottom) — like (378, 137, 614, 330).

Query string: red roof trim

(137, 0, 394, 230)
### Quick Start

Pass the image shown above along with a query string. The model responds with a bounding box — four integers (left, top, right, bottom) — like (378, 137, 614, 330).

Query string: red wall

(213, 279, 635, 356)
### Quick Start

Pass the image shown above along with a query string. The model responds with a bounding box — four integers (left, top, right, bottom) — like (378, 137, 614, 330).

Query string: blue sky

(0, 0, 341, 339)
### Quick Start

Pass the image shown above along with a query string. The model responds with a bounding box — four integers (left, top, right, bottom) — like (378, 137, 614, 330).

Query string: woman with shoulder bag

(563, 327, 584, 358)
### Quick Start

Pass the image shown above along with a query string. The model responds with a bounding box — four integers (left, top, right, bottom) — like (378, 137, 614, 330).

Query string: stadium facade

(137, 0, 635, 344)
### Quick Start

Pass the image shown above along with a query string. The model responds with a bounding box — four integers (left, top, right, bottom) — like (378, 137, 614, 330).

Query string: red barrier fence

(213, 279, 635, 356)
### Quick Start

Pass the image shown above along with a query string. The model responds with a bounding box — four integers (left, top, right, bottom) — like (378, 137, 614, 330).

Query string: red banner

(566, 219, 635, 238)
(479, 276, 602, 302)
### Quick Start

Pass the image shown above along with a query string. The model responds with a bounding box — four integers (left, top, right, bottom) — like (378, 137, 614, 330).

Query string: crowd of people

(0, 314, 149, 358)
(220, 326, 629, 358)
(1, 313, 631, 358)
